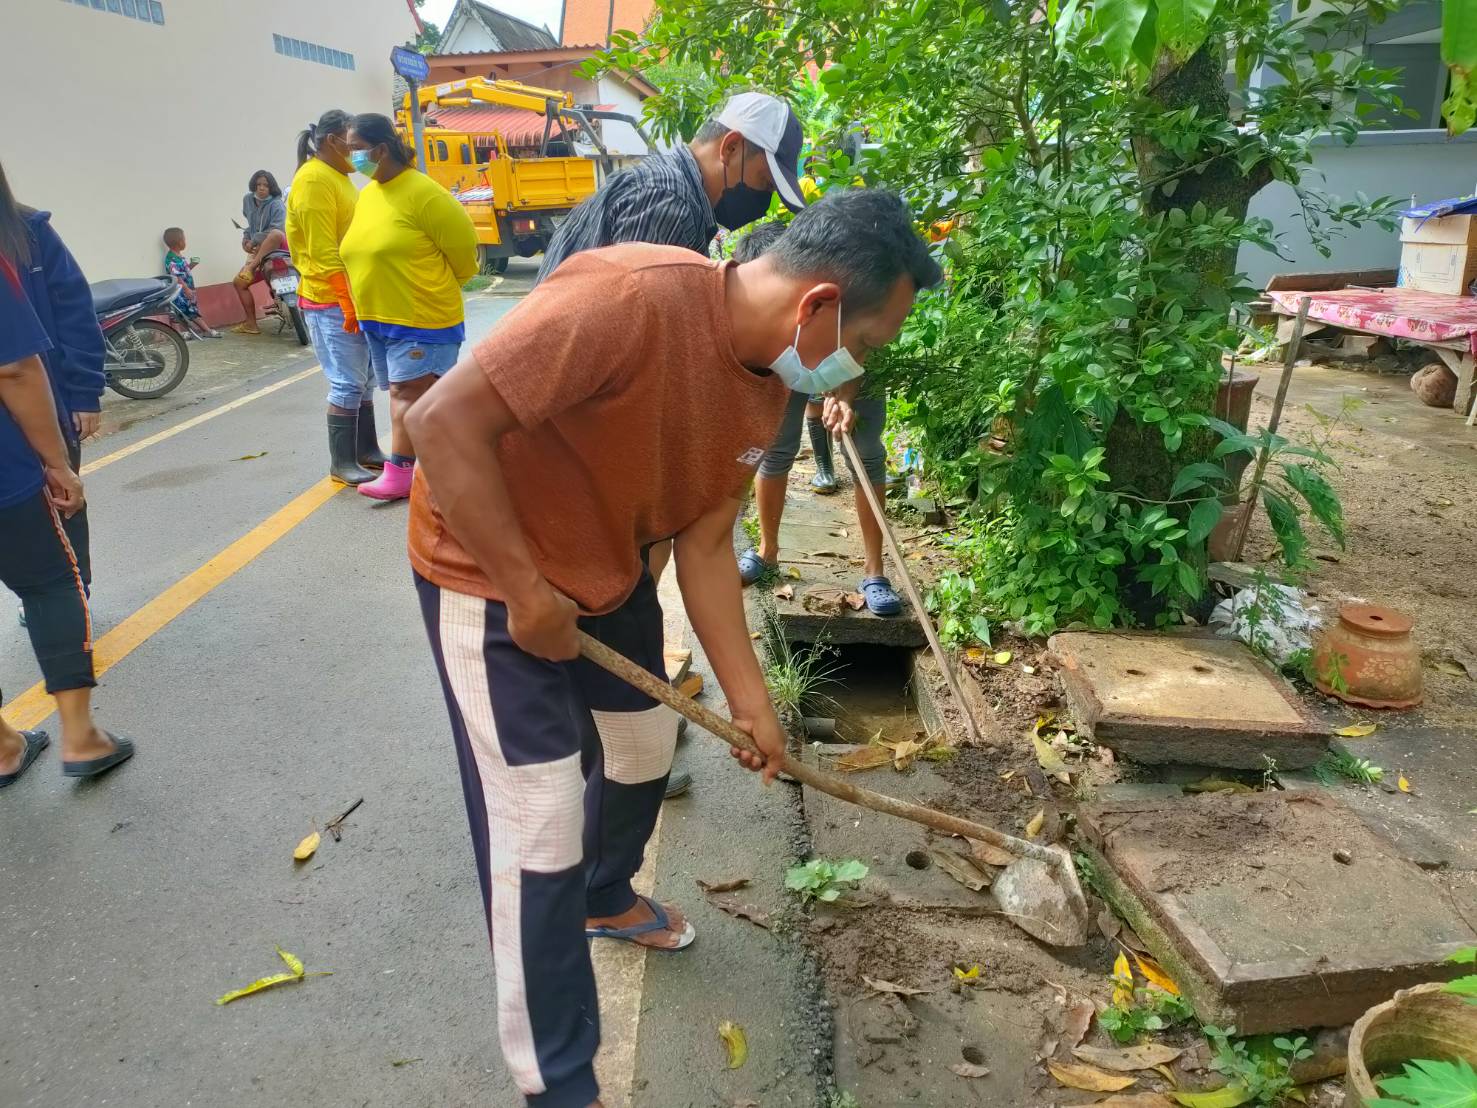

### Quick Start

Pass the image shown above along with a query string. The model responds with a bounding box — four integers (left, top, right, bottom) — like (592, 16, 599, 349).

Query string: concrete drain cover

(1049, 630, 1325, 769)
(1080, 790, 1477, 1033)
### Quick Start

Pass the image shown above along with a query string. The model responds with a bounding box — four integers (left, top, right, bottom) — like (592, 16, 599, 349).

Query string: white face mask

(768, 305, 865, 394)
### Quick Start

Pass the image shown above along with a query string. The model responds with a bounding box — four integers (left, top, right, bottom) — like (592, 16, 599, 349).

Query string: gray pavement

(0, 260, 821, 1108)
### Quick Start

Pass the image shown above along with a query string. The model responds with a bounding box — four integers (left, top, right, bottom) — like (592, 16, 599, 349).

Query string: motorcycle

(90, 277, 190, 399)
(233, 220, 309, 346)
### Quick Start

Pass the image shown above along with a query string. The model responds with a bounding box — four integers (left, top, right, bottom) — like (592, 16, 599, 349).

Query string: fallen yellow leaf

(276, 947, 305, 977)
(677, 674, 704, 698)
(1335, 722, 1377, 738)
(993, 651, 1013, 665)
(216, 971, 301, 1006)
(837, 745, 893, 772)
(1024, 810, 1045, 839)
(1048, 1060, 1137, 1093)
(717, 1020, 748, 1069)
(1073, 1044, 1185, 1071)
(953, 963, 982, 982)
(1111, 951, 1134, 1009)
(1034, 734, 1071, 777)
(1034, 711, 1057, 734)
(889, 738, 926, 770)
(1132, 951, 1181, 996)
(785, 566, 802, 579)
(963, 646, 986, 662)
(1154, 1064, 1179, 1088)
(750, 631, 762, 640)
(293, 831, 320, 862)
(1170, 1086, 1255, 1107)
(1398, 774, 1411, 792)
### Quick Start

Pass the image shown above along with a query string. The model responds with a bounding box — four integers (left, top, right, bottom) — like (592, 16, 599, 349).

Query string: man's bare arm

(405, 356, 578, 660)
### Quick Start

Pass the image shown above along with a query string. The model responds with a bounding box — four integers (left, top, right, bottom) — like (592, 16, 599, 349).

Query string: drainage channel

(798, 641, 927, 747)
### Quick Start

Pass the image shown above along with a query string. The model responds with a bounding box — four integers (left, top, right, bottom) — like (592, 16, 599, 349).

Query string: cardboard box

(1400, 213, 1477, 245)
(1398, 240, 1477, 295)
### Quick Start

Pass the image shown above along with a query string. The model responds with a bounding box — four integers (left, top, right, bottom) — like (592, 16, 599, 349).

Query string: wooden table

(1267, 287, 1477, 425)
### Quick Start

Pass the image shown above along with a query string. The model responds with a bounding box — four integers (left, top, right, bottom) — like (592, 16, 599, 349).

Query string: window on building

(274, 33, 355, 71)
(1361, 40, 1448, 130)
(69, 0, 162, 23)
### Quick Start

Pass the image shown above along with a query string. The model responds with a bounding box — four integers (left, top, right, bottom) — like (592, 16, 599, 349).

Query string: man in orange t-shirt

(405, 189, 941, 1108)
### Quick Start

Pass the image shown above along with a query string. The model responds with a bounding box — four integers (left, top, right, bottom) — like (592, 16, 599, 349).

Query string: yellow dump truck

(397, 77, 603, 274)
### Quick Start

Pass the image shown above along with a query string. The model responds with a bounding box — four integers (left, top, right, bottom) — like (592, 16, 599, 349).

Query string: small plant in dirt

(1316, 750, 1385, 786)
(1099, 988, 1195, 1044)
(827, 1091, 861, 1108)
(1202, 1025, 1313, 1105)
(785, 858, 869, 904)
(740, 511, 760, 549)
(922, 569, 991, 649)
(757, 604, 841, 733)
(1372, 1057, 1477, 1107)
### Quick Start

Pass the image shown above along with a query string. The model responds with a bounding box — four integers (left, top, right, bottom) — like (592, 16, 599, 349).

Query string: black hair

(768, 188, 943, 312)
(163, 226, 185, 248)
(248, 170, 282, 198)
(0, 159, 33, 266)
(298, 108, 352, 166)
(350, 112, 415, 167)
(733, 219, 787, 263)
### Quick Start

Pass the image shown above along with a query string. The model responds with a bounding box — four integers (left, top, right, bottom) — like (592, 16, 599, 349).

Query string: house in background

(1241, 0, 1477, 287)
(429, 0, 657, 158)
(6, 0, 415, 324)
(558, 0, 654, 47)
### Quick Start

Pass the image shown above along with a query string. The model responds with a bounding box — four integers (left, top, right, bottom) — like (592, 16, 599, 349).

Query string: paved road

(0, 260, 818, 1108)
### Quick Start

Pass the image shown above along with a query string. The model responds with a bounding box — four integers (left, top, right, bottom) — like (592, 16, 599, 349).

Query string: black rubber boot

(356, 403, 387, 470)
(328, 414, 375, 485)
(807, 417, 838, 494)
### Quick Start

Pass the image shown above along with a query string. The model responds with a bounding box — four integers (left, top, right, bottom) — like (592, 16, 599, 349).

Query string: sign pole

(390, 45, 432, 168)
(408, 78, 426, 167)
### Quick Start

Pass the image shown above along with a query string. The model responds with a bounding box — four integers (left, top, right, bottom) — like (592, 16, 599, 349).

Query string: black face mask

(713, 147, 773, 230)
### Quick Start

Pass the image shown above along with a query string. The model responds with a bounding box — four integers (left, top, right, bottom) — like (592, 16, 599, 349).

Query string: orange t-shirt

(408, 243, 789, 614)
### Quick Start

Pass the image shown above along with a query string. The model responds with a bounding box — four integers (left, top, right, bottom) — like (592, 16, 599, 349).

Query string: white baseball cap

(714, 91, 806, 212)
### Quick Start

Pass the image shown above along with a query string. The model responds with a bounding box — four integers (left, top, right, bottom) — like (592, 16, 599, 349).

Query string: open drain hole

(1192, 664, 1213, 674)
(1125, 667, 1146, 676)
(961, 1046, 987, 1066)
(904, 850, 931, 870)
(782, 641, 917, 743)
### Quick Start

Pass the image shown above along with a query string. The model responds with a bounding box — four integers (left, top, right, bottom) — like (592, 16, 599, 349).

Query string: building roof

(425, 105, 563, 146)
(458, 0, 559, 51)
(559, 0, 654, 47)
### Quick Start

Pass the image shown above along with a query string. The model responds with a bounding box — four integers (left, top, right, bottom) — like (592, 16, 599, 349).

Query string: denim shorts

(304, 305, 373, 409)
(365, 333, 462, 389)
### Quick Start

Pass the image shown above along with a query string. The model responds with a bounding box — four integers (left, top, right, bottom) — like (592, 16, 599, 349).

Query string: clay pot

(1207, 500, 1251, 563)
(1214, 368, 1261, 489)
(1313, 604, 1422, 709)
(1410, 362, 1458, 408)
(1345, 982, 1477, 1107)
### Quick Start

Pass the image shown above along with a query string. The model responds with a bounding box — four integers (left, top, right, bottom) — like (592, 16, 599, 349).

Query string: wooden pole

(839, 431, 987, 746)
(1230, 296, 1310, 562)
(576, 631, 1062, 868)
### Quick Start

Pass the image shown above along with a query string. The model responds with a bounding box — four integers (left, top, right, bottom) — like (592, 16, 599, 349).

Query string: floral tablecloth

(1267, 288, 1477, 356)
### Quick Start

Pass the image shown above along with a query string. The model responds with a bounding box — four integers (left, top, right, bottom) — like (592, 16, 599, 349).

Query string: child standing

(162, 227, 216, 339)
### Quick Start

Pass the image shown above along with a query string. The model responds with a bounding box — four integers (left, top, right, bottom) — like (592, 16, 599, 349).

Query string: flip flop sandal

(737, 548, 776, 586)
(586, 894, 696, 951)
(62, 732, 136, 779)
(0, 730, 50, 789)
(858, 576, 903, 617)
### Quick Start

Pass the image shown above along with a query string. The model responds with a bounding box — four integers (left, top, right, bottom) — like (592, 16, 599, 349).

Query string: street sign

(390, 45, 429, 84)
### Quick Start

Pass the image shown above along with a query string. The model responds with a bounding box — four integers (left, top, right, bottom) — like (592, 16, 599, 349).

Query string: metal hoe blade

(990, 845, 1090, 946)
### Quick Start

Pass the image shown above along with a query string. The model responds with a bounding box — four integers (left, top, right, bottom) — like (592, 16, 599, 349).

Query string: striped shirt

(537, 145, 718, 284)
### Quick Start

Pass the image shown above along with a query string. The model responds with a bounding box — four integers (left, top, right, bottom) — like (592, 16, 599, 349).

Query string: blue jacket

(20, 209, 106, 441)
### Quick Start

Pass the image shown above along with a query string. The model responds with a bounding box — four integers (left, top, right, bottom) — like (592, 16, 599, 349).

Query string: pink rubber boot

(358, 458, 414, 501)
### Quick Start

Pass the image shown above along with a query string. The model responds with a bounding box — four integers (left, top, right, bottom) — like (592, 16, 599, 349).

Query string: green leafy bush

(785, 858, 869, 903)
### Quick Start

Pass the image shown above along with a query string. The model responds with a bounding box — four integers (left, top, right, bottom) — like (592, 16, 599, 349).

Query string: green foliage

(758, 603, 841, 726)
(828, 1092, 862, 1108)
(1202, 1025, 1313, 1105)
(1315, 749, 1384, 786)
(786, 858, 869, 903)
(923, 569, 992, 647)
(1442, 0, 1477, 135)
(1099, 988, 1195, 1043)
(1446, 946, 1477, 1006)
(741, 511, 760, 549)
(1370, 1056, 1477, 1107)
(598, 0, 1398, 633)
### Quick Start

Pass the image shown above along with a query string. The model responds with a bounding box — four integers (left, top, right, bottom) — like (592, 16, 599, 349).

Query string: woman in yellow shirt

(340, 113, 478, 501)
(285, 108, 385, 486)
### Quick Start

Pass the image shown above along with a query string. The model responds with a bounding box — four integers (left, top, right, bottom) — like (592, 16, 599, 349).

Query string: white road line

(82, 365, 319, 476)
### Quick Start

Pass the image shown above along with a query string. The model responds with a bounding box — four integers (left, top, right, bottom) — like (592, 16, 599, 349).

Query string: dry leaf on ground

(1024, 810, 1045, 839)
(717, 1021, 748, 1069)
(1334, 722, 1377, 738)
(929, 847, 992, 892)
(952, 963, 982, 983)
(697, 877, 751, 894)
(1111, 951, 1135, 1008)
(785, 566, 802, 579)
(970, 840, 1016, 867)
(1062, 999, 1095, 1051)
(862, 976, 937, 996)
(293, 831, 320, 862)
(677, 674, 704, 698)
(951, 1061, 991, 1078)
(1169, 1086, 1255, 1107)
(1096, 906, 1122, 942)
(889, 738, 926, 770)
(1074, 1044, 1184, 1071)
(1132, 952, 1181, 996)
(843, 591, 866, 611)
(993, 651, 1013, 665)
(216, 947, 329, 1005)
(1433, 658, 1471, 679)
(773, 583, 795, 601)
(1096, 1096, 1178, 1108)
(837, 745, 893, 772)
(1183, 777, 1253, 795)
(706, 894, 771, 930)
(1397, 774, 1412, 792)
(1033, 734, 1071, 779)
(1048, 1060, 1136, 1092)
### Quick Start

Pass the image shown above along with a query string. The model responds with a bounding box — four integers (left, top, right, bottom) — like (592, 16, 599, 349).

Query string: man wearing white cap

(537, 89, 808, 798)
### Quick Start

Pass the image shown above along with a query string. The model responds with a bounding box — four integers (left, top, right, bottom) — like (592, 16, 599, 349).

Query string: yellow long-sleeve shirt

(285, 158, 358, 305)
(340, 169, 479, 331)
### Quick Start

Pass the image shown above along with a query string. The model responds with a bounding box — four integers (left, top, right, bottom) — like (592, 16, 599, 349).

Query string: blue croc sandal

(737, 548, 776, 586)
(586, 894, 696, 951)
(0, 730, 50, 789)
(858, 576, 903, 617)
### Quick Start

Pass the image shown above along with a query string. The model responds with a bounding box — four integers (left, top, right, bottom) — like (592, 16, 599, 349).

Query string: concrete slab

(1080, 790, 1477, 1033)
(1050, 630, 1327, 769)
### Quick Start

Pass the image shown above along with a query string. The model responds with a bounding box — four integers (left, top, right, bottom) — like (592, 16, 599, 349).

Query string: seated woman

(231, 170, 287, 335)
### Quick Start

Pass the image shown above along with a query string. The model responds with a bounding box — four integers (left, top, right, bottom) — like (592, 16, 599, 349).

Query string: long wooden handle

(839, 431, 985, 746)
(577, 631, 1062, 868)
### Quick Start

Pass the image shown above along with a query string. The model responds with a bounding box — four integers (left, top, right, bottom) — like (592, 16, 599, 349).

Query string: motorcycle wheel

(107, 320, 189, 399)
(288, 303, 309, 346)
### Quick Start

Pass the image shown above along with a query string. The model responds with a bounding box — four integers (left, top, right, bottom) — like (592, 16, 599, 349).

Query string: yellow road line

(82, 365, 319, 476)
(2, 476, 343, 730)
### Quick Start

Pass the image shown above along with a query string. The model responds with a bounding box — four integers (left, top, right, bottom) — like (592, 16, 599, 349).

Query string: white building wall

(440, 8, 500, 51)
(5, 0, 415, 286)
(1239, 131, 1477, 287)
(594, 75, 657, 155)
